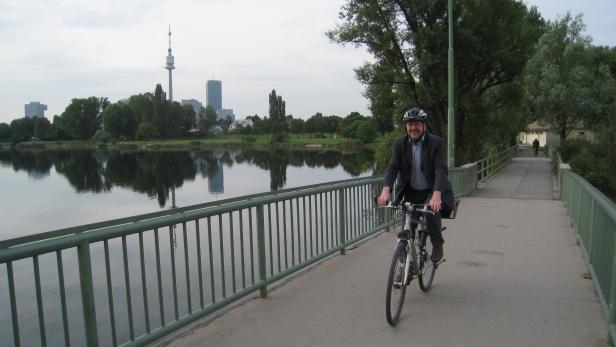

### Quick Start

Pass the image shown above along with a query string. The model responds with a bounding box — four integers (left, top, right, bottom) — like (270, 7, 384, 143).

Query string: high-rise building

(218, 108, 235, 122)
(206, 80, 222, 112)
(24, 102, 47, 118)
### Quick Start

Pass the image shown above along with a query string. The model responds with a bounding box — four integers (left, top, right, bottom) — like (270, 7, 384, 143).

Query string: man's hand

(377, 187, 391, 206)
(429, 191, 442, 212)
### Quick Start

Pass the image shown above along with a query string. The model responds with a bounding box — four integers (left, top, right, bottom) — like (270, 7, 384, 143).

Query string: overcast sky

(0, 0, 614, 124)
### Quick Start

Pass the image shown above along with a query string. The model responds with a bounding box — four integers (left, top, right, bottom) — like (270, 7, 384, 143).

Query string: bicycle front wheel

(386, 242, 408, 326)
(418, 232, 436, 292)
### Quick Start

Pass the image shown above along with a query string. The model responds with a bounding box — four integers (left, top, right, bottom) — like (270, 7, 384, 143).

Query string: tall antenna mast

(165, 23, 175, 102)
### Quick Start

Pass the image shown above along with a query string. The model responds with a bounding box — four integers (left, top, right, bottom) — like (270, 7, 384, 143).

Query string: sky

(0, 0, 614, 124)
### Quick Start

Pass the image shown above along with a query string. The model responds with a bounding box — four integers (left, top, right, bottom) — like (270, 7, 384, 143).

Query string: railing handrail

(556, 151, 616, 345)
(0, 176, 383, 264)
(0, 175, 382, 250)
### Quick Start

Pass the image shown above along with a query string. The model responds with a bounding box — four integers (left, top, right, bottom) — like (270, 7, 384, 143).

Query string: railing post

(587, 199, 595, 262)
(77, 241, 99, 347)
(256, 204, 267, 298)
(338, 188, 346, 255)
(610, 246, 616, 324)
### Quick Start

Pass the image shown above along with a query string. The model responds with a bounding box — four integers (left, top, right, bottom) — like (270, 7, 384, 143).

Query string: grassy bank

(6, 133, 355, 151)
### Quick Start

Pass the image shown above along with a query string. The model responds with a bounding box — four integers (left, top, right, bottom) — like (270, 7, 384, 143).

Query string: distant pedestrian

(532, 138, 539, 157)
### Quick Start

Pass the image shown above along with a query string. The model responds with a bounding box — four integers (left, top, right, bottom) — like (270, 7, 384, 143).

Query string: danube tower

(165, 25, 175, 102)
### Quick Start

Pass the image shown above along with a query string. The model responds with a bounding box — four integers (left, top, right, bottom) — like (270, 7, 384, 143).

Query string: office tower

(24, 102, 47, 118)
(206, 80, 222, 113)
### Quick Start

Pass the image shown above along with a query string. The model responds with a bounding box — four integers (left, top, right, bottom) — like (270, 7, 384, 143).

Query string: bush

(92, 130, 112, 143)
(136, 122, 160, 140)
(570, 154, 616, 199)
(242, 135, 257, 143)
(270, 132, 288, 143)
(558, 139, 592, 162)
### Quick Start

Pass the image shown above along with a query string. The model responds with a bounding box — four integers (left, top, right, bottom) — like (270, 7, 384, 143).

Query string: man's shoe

(431, 244, 443, 263)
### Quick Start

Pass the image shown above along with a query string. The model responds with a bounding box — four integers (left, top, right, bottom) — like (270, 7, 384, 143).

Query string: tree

(329, 0, 545, 163)
(289, 118, 305, 136)
(127, 93, 154, 123)
(268, 89, 288, 138)
(10, 117, 34, 142)
(305, 112, 324, 133)
(102, 102, 138, 139)
(199, 105, 218, 133)
(324, 115, 342, 136)
(33, 117, 52, 140)
(60, 96, 109, 139)
(180, 104, 196, 134)
(0, 123, 11, 142)
(524, 14, 614, 143)
(135, 122, 160, 140)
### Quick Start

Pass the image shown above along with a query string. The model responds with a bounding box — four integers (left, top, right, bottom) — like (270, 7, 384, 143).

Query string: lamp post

(447, 0, 455, 167)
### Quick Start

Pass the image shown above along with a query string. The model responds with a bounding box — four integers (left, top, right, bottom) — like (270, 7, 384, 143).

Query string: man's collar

(407, 132, 426, 144)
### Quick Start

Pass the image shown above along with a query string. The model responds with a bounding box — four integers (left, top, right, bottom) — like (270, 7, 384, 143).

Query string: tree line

(0, 86, 377, 144)
(328, 1, 616, 168)
(0, 84, 238, 143)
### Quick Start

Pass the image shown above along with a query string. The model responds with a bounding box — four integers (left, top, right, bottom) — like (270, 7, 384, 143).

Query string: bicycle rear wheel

(386, 242, 408, 326)
(418, 231, 436, 292)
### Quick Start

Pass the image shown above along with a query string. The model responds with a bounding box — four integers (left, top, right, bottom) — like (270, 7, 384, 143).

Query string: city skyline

(1, 0, 614, 124)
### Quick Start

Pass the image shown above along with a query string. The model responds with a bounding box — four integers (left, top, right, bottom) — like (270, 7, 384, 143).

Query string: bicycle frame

(393, 203, 431, 285)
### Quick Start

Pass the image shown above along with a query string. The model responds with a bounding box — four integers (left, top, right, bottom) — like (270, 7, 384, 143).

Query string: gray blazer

(383, 133, 455, 213)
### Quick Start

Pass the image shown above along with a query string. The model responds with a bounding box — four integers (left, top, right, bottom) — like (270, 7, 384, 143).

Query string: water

(0, 148, 376, 240)
(0, 147, 380, 346)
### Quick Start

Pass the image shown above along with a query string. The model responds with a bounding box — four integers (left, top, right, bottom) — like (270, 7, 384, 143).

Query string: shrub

(270, 132, 288, 143)
(570, 154, 616, 199)
(558, 139, 592, 162)
(136, 122, 160, 140)
(92, 130, 112, 143)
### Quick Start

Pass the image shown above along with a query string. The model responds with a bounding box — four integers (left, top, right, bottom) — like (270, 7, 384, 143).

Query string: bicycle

(383, 202, 444, 326)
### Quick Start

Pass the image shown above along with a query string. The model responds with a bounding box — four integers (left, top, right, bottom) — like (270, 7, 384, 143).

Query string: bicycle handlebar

(382, 201, 435, 215)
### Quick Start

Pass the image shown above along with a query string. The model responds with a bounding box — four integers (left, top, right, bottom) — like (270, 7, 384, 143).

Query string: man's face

(406, 120, 425, 141)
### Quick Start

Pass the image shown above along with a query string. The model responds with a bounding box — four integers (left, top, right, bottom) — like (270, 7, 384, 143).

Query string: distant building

(181, 99, 202, 118)
(518, 120, 597, 147)
(230, 118, 253, 131)
(24, 102, 47, 118)
(206, 80, 222, 112)
(218, 108, 235, 122)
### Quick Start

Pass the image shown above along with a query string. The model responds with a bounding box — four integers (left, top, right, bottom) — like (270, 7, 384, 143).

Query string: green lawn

(8, 133, 350, 150)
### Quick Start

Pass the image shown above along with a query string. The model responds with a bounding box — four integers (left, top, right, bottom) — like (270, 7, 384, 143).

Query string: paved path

(162, 150, 609, 347)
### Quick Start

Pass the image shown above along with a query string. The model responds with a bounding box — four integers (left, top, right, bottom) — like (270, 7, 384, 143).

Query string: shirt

(410, 138, 429, 190)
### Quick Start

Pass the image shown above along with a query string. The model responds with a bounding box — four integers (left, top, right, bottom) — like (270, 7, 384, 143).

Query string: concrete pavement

(161, 150, 609, 347)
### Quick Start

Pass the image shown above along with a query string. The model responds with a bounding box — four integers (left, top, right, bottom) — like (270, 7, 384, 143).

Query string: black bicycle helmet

(402, 108, 428, 123)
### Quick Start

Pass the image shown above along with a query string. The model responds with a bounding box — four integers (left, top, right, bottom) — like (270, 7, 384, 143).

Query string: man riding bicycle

(377, 108, 454, 263)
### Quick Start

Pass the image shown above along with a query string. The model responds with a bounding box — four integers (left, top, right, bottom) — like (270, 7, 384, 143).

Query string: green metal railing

(559, 165, 616, 344)
(0, 176, 397, 347)
(475, 146, 517, 182)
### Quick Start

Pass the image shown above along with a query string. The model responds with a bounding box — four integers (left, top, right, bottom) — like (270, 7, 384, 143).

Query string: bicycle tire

(386, 241, 408, 326)
(418, 231, 436, 292)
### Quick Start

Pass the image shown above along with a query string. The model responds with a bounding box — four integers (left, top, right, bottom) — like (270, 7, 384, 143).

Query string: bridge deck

(162, 150, 609, 347)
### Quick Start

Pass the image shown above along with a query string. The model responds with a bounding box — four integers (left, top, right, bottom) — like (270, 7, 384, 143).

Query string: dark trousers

(405, 189, 445, 246)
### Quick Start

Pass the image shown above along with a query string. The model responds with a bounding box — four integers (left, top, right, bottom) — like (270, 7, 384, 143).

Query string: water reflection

(0, 148, 375, 206)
